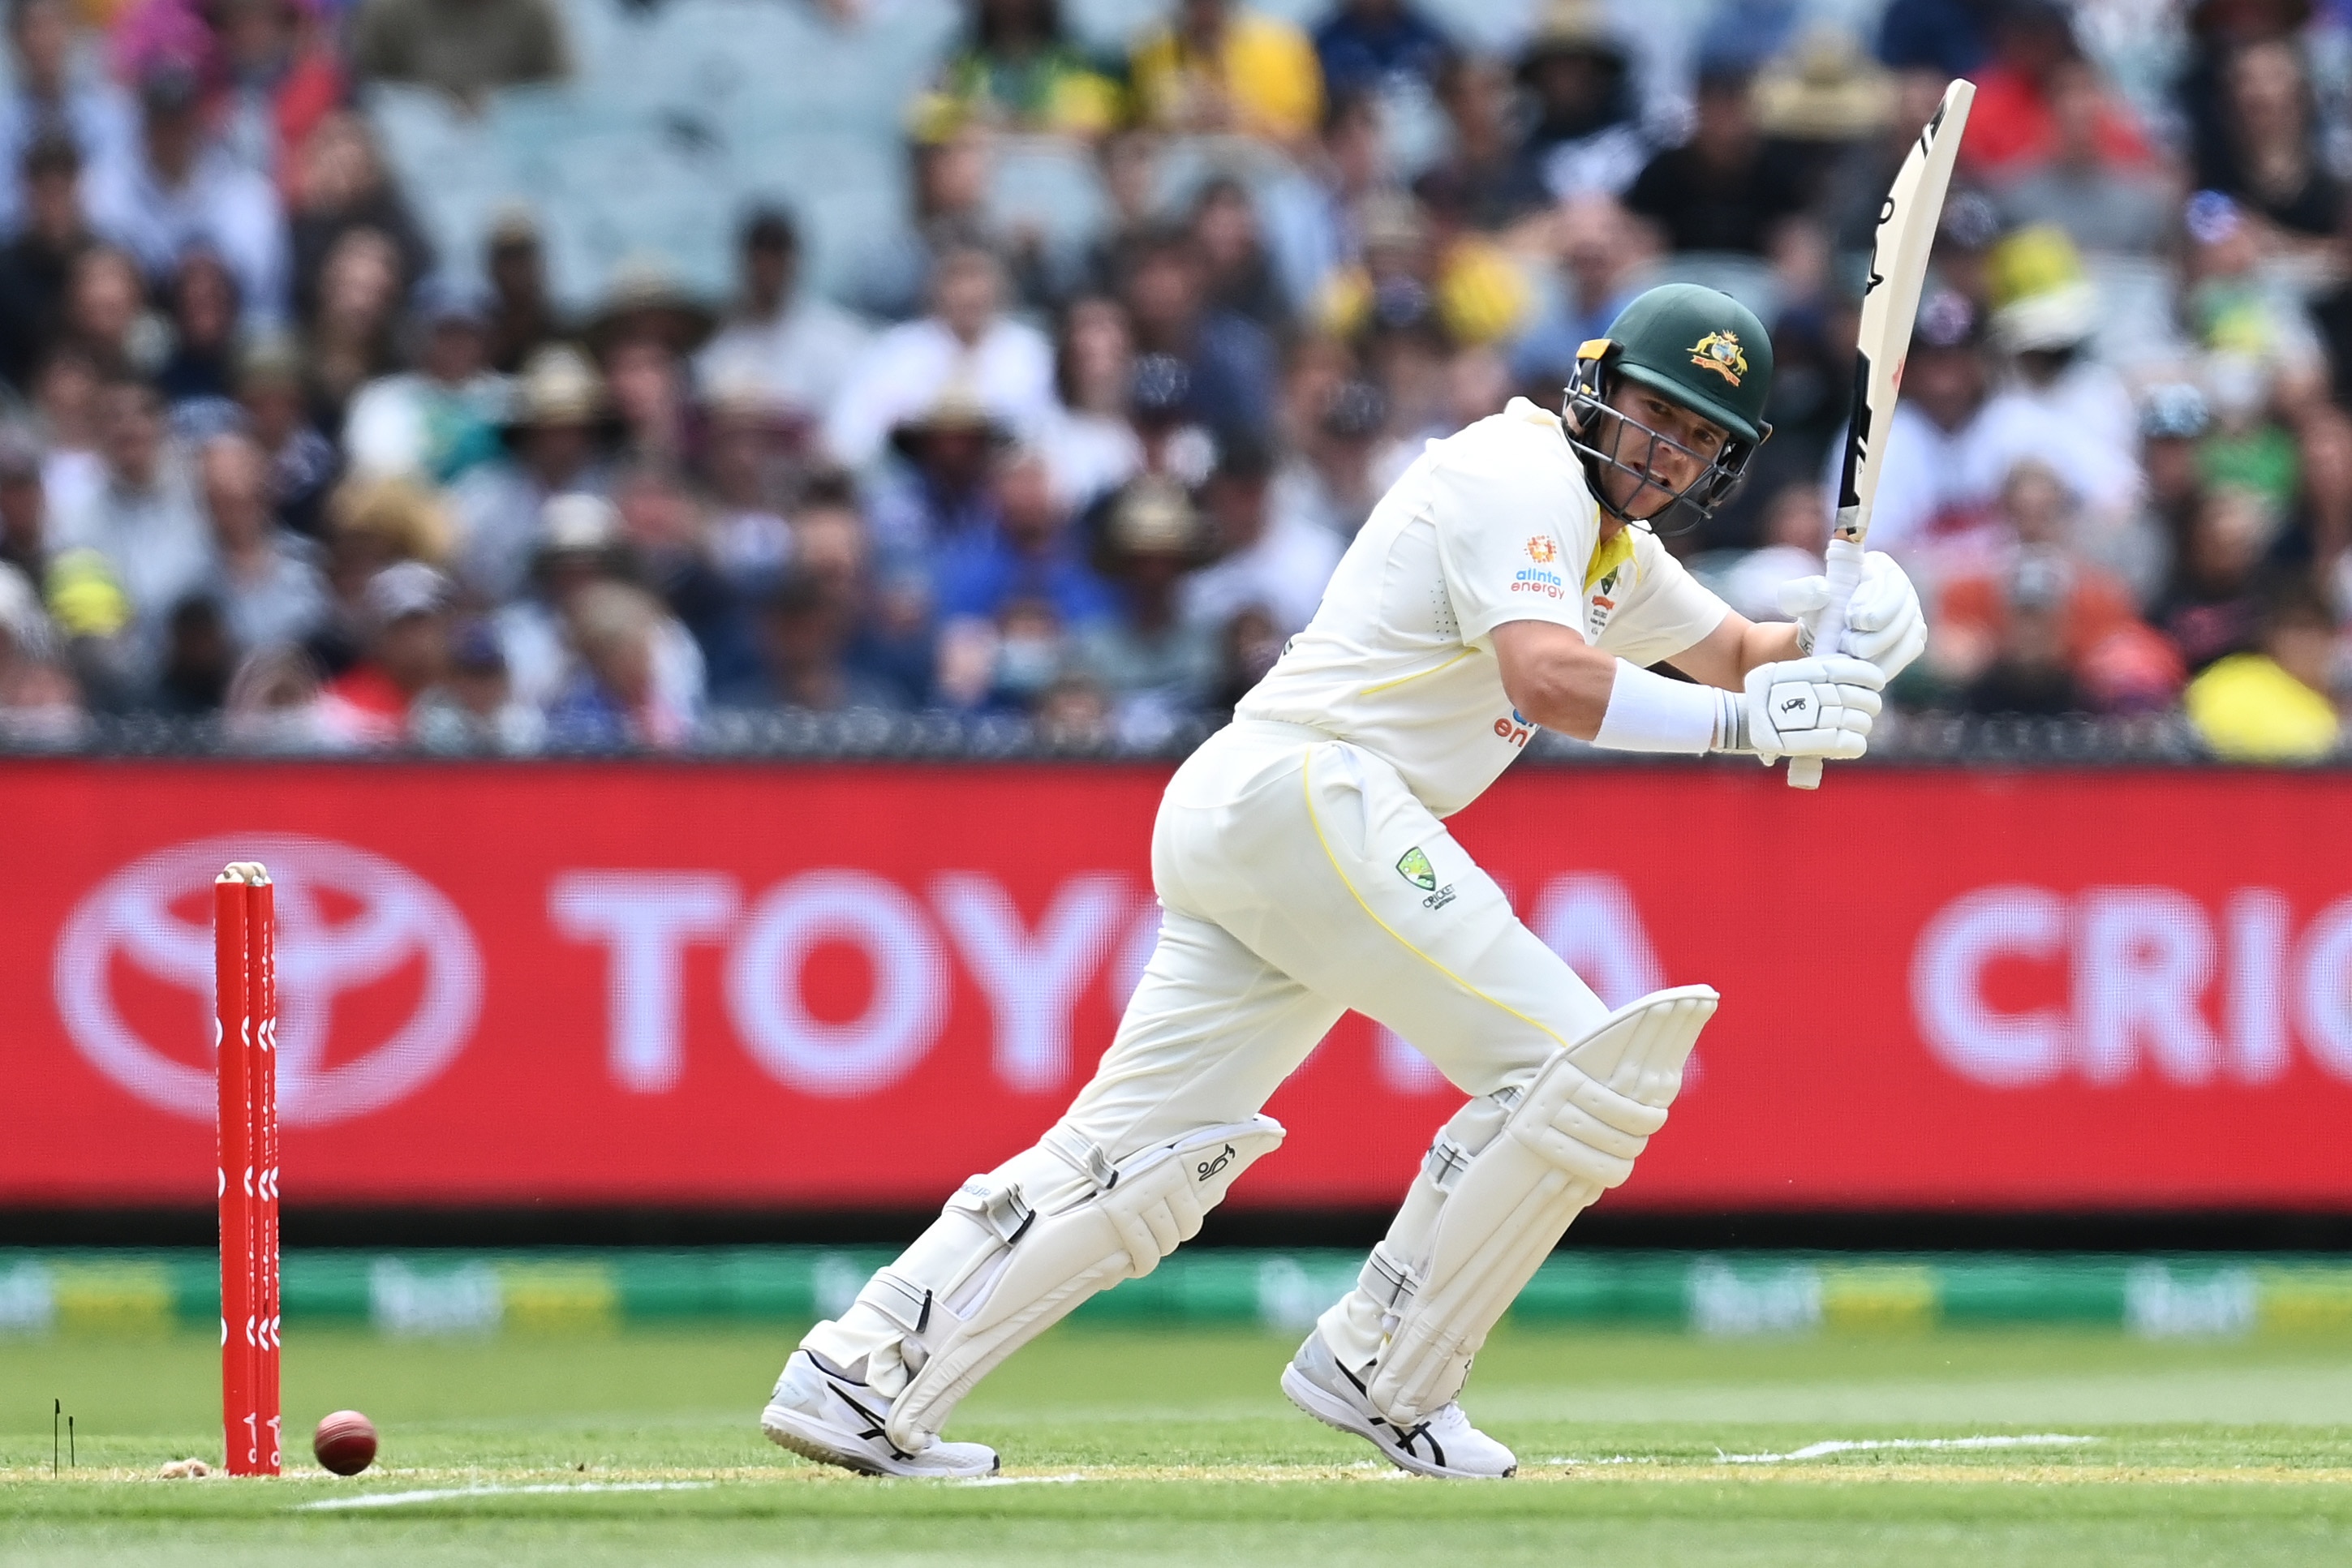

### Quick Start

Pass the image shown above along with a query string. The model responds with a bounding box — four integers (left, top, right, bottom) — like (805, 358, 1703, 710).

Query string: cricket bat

(1788, 78, 1975, 790)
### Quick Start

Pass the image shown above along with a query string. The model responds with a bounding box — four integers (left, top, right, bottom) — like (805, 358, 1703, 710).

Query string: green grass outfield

(4, 1325, 2350, 1566)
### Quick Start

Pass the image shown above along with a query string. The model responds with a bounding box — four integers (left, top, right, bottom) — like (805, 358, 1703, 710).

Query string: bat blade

(1788, 77, 1974, 792)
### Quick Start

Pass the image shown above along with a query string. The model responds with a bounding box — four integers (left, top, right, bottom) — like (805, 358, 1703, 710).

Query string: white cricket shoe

(1279, 1330, 1516, 1479)
(760, 1350, 1000, 1479)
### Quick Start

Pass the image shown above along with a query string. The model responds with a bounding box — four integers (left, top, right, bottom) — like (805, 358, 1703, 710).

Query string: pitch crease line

(1716, 1434, 2098, 1464)
(298, 1481, 716, 1510)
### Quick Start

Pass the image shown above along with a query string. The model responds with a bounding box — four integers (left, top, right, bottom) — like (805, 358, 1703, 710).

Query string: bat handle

(1787, 535, 1867, 792)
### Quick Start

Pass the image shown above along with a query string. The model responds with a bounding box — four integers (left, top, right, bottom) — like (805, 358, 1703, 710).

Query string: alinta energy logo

(53, 835, 483, 1126)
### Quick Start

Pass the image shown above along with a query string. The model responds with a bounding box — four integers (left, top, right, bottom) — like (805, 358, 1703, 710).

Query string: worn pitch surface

(4, 1326, 2349, 1564)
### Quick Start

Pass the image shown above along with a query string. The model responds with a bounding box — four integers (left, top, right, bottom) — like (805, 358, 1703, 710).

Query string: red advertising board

(7, 760, 2350, 1212)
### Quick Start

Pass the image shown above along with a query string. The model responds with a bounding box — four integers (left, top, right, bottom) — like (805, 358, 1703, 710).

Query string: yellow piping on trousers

(1299, 751, 1572, 1054)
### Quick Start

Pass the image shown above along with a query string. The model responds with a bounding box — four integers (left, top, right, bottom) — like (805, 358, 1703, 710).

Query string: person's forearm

(1738, 619, 1804, 679)
(1497, 635, 1621, 740)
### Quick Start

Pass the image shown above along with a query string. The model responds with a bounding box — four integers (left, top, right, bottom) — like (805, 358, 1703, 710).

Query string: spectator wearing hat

(1180, 434, 1341, 638)
(350, 0, 570, 105)
(1993, 57, 2173, 258)
(411, 616, 544, 753)
(0, 135, 95, 392)
(449, 343, 613, 602)
(544, 579, 699, 750)
(1119, 226, 1277, 441)
(309, 472, 452, 677)
(0, 0, 135, 238)
(1967, 226, 2142, 522)
(1624, 64, 1814, 258)
(482, 208, 564, 375)
(343, 275, 510, 484)
(492, 492, 707, 732)
(49, 375, 210, 667)
(696, 385, 797, 597)
(866, 386, 1016, 565)
(1077, 475, 1218, 745)
(319, 558, 452, 744)
(1512, 0, 1650, 202)
(697, 208, 871, 436)
(2186, 578, 2344, 759)
(286, 111, 433, 325)
(825, 246, 1057, 470)
(1128, 0, 1324, 148)
(196, 429, 328, 653)
(718, 566, 907, 714)
(84, 61, 289, 325)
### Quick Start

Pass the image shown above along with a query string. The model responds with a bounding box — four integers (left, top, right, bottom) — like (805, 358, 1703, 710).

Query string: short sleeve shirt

(1236, 397, 1728, 816)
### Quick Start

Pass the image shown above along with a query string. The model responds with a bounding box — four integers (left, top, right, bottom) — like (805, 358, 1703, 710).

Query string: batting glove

(1724, 655, 1885, 763)
(1778, 551, 1928, 681)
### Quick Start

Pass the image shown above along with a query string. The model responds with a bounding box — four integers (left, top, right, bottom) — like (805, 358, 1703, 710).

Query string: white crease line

(298, 1481, 716, 1510)
(1718, 1434, 2099, 1464)
(960, 1473, 1090, 1486)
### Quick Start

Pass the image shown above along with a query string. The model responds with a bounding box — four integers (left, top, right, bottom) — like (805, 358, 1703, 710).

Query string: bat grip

(1787, 535, 1866, 791)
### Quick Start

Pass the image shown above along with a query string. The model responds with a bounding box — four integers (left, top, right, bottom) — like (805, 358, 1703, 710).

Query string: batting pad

(887, 1116, 1283, 1450)
(1365, 986, 1716, 1424)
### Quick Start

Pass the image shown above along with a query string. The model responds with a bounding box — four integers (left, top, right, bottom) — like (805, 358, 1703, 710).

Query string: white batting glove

(1778, 552, 1928, 681)
(1724, 655, 1884, 763)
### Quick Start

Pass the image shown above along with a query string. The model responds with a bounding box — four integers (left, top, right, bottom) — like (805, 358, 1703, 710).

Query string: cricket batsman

(761, 284, 1928, 1478)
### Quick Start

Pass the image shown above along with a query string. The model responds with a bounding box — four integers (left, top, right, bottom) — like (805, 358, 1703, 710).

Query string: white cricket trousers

(803, 719, 1610, 1390)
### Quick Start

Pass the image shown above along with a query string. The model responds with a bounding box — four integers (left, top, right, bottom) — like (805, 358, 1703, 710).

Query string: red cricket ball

(312, 1411, 378, 1476)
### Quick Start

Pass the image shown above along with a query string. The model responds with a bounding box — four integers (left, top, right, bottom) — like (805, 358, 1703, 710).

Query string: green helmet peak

(1598, 283, 1774, 444)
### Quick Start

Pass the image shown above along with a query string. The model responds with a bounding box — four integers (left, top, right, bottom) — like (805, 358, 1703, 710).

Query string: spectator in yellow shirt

(1129, 0, 1324, 148)
(2186, 583, 2344, 761)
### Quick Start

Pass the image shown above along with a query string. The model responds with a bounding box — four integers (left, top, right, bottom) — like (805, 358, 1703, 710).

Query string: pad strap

(946, 1175, 1036, 1245)
(1038, 1124, 1120, 1192)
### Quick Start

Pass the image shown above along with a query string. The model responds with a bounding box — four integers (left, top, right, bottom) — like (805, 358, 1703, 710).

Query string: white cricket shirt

(1236, 397, 1729, 818)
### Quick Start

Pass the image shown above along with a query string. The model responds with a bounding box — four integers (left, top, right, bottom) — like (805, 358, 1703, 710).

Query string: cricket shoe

(1279, 1330, 1516, 1479)
(760, 1350, 999, 1479)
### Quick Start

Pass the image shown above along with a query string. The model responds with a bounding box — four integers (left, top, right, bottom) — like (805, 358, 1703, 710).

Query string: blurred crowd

(0, 0, 2350, 759)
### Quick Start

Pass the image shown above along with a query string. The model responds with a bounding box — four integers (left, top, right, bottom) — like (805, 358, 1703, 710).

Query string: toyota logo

(54, 835, 483, 1126)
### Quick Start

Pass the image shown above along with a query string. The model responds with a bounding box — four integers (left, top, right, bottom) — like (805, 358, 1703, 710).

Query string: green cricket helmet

(1564, 282, 1774, 534)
